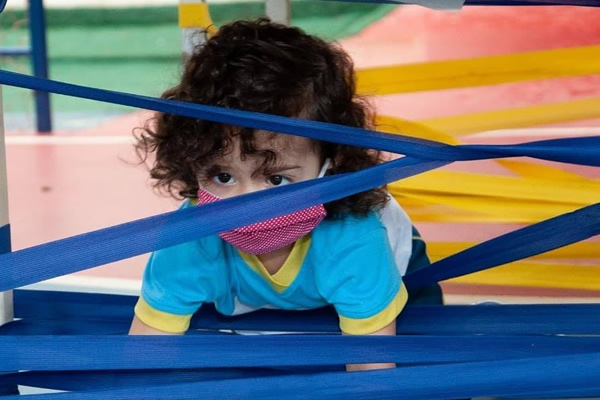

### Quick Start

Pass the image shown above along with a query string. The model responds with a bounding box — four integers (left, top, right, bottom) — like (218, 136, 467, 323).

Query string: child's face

(198, 131, 323, 199)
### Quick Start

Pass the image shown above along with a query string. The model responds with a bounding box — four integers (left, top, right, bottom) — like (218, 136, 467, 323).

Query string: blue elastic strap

(10, 290, 600, 336)
(0, 368, 293, 393)
(0, 70, 599, 167)
(0, 158, 447, 292)
(3, 334, 600, 370)
(1, 352, 599, 400)
(405, 202, 600, 289)
(5, 365, 599, 396)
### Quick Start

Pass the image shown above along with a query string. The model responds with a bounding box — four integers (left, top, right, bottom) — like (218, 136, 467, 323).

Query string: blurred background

(1, 0, 598, 303)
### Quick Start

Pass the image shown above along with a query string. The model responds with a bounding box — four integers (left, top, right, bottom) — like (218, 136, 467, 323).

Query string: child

(130, 19, 436, 371)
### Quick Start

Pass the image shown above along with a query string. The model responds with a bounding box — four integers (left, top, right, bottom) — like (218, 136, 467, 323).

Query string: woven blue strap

(0, 157, 446, 292)
(1, 70, 599, 166)
(9, 290, 600, 336)
(1, 352, 599, 399)
(405, 202, 600, 288)
(2, 334, 600, 370)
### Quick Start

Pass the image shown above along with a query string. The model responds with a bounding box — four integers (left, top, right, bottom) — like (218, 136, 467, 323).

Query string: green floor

(0, 1, 394, 115)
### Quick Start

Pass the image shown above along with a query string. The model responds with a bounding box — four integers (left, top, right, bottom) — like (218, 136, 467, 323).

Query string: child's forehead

(254, 131, 316, 154)
(213, 131, 318, 164)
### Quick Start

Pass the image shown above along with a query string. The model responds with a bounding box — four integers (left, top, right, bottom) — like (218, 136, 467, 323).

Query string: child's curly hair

(135, 19, 388, 218)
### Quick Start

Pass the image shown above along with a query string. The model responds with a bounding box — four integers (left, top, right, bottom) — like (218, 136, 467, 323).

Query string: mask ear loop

(317, 158, 331, 178)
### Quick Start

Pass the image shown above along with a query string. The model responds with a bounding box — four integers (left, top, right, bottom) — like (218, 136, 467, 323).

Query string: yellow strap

(419, 97, 600, 135)
(496, 160, 587, 181)
(395, 194, 593, 223)
(449, 262, 600, 291)
(356, 45, 600, 95)
(393, 170, 599, 204)
(376, 115, 459, 145)
(179, 2, 218, 35)
(389, 170, 600, 223)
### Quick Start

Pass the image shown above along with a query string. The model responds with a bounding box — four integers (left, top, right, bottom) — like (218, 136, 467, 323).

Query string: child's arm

(128, 315, 183, 335)
(131, 225, 219, 336)
(316, 220, 407, 371)
(345, 319, 396, 372)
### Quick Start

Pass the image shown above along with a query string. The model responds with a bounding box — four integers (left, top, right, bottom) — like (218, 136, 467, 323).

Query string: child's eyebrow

(252, 164, 301, 178)
(263, 165, 301, 173)
(201, 164, 227, 175)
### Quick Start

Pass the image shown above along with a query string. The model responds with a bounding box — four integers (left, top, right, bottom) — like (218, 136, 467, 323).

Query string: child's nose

(237, 181, 265, 196)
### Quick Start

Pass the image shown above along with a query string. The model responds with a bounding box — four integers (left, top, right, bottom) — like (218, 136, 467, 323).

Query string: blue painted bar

(0, 225, 11, 255)
(28, 0, 52, 133)
(0, 48, 31, 56)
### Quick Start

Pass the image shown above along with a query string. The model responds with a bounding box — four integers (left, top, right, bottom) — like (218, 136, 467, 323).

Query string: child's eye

(213, 173, 236, 185)
(267, 175, 291, 186)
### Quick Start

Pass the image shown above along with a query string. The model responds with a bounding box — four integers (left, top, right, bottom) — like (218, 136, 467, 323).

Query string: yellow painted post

(179, 0, 217, 56)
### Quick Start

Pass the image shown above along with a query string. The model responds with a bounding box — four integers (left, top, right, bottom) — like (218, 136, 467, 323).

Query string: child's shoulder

(311, 211, 386, 251)
(309, 210, 399, 285)
(311, 198, 412, 261)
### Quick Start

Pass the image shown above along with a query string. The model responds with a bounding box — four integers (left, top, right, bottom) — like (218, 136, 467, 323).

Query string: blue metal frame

(0, 0, 52, 133)
(0, 47, 30, 56)
(28, 0, 51, 133)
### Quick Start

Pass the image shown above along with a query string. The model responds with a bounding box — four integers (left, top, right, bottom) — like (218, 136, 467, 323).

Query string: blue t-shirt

(135, 200, 408, 335)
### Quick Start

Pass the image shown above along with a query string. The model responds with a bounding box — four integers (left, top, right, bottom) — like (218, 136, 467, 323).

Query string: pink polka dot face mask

(197, 159, 330, 255)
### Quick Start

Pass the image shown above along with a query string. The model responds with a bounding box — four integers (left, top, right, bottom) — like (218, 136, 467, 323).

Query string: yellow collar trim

(238, 235, 311, 293)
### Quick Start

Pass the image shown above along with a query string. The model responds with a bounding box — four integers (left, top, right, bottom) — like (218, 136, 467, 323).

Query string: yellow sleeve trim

(339, 285, 408, 335)
(134, 297, 192, 334)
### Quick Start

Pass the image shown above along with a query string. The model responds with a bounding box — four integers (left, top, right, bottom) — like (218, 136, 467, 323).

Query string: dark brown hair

(135, 19, 388, 218)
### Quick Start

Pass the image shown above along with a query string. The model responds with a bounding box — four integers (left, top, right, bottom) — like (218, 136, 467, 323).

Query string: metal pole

(0, 86, 13, 328)
(265, 0, 291, 26)
(28, 0, 52, 133)
(0, 48, 30, 56)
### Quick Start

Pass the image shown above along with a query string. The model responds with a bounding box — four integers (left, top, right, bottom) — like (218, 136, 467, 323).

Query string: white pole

(265, 0, 291, 26)
(0, 86, 13, 328)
